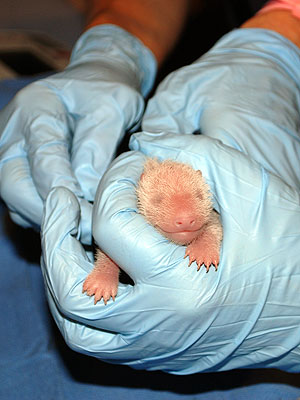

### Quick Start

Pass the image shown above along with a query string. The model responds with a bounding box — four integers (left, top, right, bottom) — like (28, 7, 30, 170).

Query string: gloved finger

(0, 157, 43, 228)
(3, 82, 93, 242)
(17, 83, 84, 201)
(70, 82, 145, 201)
(142, 29, 300, 189)
(0, 97, 44, 226)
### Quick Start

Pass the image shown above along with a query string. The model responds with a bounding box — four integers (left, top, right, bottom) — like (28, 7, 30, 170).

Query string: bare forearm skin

(242, 9, 300, 49)
(79, 0, 300, 67)
(84, 0, 195, 66)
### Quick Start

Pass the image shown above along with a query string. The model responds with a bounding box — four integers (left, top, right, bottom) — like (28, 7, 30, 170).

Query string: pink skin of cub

(82, 158, 223, 305)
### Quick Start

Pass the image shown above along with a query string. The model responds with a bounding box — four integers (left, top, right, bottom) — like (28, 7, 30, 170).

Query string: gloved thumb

(40, 187, 92, 314)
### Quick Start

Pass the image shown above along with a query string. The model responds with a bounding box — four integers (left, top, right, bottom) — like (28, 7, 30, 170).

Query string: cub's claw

(83, 269, 118, 305)
(184, 244, 220, 273)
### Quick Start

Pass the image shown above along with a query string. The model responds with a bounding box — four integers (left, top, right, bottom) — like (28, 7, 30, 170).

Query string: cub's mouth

(158, 227, 202, 245)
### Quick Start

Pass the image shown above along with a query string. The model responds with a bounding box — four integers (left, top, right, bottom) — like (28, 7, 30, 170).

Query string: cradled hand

(41, 136, 300, 374)
(40, 28, 300, 374)
(0, 25, 156, 243)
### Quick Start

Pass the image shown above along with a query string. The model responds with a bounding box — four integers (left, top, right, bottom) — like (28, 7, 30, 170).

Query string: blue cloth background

(1, 79, 300, 399)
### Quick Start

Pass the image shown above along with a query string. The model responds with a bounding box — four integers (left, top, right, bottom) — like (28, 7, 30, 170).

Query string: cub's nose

(174, 213, 196, 230)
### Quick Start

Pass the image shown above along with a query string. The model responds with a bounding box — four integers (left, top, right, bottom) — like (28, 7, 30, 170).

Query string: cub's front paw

(184, 241, 219, 272)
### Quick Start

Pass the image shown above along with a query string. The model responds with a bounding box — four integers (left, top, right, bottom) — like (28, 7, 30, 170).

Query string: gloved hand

(142, 29, 300, 191)
(0, 24, 156, 243)
(40, 28, 300, 374)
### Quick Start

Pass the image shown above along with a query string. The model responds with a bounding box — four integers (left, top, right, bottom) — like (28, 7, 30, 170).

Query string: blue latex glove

(41, 28, 300, 374)
(0, 24, 156, 243)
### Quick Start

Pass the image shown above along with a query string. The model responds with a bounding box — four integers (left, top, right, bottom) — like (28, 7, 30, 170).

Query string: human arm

(85, 0, 194, 66)
(242, 3, 300, 48)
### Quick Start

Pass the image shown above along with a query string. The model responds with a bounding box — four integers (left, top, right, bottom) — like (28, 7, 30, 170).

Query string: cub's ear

(139, 172, 144, 181)
(197, 170, 202, 176)
(196, 191, 203, 200)
(143, 157, 160, 172)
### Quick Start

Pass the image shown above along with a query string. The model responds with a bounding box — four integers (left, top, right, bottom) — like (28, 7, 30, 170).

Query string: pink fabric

(258, 0, 300, 18)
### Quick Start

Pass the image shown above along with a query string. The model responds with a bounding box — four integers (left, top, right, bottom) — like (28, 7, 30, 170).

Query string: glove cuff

(70, 24, 157, 97)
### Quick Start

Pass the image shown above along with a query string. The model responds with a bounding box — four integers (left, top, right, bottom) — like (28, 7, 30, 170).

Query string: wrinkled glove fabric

(41, 29, 300, 374)
(0, 24, 156, 243)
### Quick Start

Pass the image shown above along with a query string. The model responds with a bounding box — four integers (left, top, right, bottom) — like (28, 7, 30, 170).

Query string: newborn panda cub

(83, 158, 223, 304)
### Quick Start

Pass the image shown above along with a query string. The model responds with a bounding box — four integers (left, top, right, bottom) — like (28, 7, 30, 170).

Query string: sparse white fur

(83, 157, 223, 304)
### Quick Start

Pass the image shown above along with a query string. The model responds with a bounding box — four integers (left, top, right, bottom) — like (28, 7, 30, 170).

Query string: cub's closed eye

(152, 195, 163, 205)
(196, 192, 203, 200)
